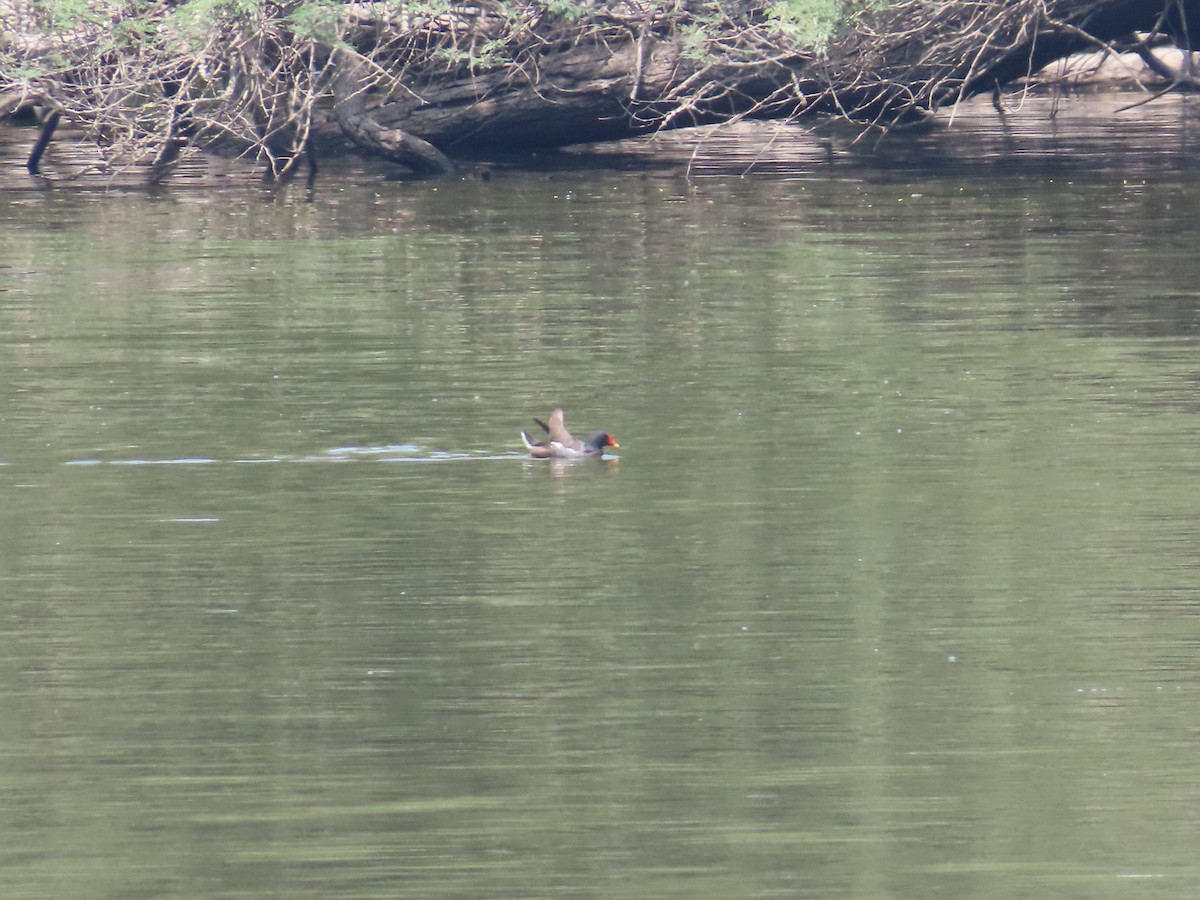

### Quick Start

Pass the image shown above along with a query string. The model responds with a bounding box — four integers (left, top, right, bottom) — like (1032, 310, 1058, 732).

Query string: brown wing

(536, 408, 579, 449)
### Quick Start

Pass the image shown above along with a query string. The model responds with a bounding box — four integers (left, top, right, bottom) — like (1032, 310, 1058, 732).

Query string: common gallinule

(521, 408, 619, 459)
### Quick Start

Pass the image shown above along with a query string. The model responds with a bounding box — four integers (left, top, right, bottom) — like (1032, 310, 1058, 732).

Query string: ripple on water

(58, 447, 523, 467)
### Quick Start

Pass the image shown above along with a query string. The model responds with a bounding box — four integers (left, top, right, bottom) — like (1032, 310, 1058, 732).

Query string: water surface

(3, 94, 1200, 898)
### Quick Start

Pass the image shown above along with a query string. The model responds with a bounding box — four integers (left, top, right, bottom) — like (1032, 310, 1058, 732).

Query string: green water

(3, 96, 1200, 898)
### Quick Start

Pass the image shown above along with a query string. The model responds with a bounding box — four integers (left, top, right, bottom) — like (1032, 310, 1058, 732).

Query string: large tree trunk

(334, 4, 814, 155)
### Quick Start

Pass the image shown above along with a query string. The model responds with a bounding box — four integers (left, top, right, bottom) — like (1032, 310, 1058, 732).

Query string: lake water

(3, 93, 1200, 898)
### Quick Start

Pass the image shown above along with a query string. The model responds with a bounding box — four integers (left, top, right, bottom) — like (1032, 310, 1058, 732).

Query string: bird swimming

(521, 408, 619, 459)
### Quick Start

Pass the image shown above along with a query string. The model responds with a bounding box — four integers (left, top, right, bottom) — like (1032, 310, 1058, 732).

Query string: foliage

(765, 0, 853, 52)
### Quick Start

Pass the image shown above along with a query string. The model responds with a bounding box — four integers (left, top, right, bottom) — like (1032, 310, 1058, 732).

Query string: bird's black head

(585, 431, 620, 451)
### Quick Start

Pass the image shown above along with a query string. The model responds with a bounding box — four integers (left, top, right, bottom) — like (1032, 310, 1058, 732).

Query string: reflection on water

(4, 94, 1200, 898)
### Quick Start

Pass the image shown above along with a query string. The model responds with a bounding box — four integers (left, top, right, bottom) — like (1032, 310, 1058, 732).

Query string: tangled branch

(2, 0, 1196, 180)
